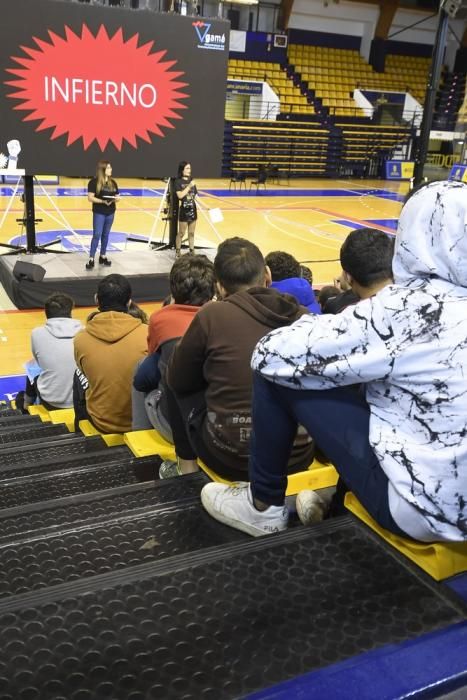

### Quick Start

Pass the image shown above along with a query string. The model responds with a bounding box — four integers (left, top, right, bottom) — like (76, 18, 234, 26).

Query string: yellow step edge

(124, 429, 176, 461)
(286, 462, 338, 495)
(27, 405, 51, 421)
(198, 460, 338, 493)
(48, 408, 75, 432)
(345, 492, 467, 581)
(78, 420, 125, 447)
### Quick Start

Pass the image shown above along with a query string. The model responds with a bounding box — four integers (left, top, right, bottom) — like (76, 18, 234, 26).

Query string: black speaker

(13, 260, 46, 282)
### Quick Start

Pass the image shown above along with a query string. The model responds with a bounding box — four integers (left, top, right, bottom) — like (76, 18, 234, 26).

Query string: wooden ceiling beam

(279, 0, 295, 31)
(375, 0, 400, 40)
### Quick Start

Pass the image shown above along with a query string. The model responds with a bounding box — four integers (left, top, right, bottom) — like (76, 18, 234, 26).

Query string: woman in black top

(175, 161, 197, 257)
(86, 161, 120, 270)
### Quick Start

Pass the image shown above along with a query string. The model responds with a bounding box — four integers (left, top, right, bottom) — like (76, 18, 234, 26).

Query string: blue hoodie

(271, 278, 321, 314)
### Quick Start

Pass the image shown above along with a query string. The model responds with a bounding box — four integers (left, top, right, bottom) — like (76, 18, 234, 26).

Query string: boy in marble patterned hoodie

(201, 180, 467, 542)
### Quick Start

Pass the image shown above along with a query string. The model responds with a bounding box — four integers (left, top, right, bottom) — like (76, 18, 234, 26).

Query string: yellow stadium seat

(345, 492, 467, 581)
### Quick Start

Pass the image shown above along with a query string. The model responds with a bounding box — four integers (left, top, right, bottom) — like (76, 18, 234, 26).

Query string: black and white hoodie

(252, 180, 467, 542)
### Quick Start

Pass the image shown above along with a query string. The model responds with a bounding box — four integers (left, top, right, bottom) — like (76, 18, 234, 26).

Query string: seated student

(265, 251, 321, 314)
(323, 228, 394, 314)
(74, 274, 147, 434)
(17, 292, 82, 413)
(317, 285, 340, 312)
(201, 182, 467, 542)
(163, 237, 314, 480)
(323, 273, 359, 314)
(147, 255, 215, 354)
(132, 255, 215, 437)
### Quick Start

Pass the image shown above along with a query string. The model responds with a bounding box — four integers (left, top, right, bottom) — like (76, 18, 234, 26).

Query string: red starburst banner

(0, 0, 228, 177)
(5, 24, 189, 151)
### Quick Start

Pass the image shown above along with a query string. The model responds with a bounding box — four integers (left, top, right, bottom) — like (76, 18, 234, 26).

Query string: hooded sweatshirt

(168, 287, 313, 469)
(271, 278, 321, 314)
(147, 303, 201, 354)
(74, 311, 147, 433)
(31, 317, 83, 408)
(252, 181, 467, 542)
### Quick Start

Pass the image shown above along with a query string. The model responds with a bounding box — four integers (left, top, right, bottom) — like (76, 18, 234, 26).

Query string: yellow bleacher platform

(124, 429, 177, 461)
(27, 404, 51, 421)
(123, 426, 339, 493)
(78, 420, 125, 447)
(345, 492, 467, 581)
(48, 408, 75, 433)
(196, 460, 338, 495)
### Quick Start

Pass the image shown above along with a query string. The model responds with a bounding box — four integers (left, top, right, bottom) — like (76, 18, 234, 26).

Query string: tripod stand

(144, 178, 178, 251)
(0, 174, 66, 254)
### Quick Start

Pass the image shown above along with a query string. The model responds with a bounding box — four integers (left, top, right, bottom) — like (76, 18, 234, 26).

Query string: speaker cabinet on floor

(13, 261, 46, 282)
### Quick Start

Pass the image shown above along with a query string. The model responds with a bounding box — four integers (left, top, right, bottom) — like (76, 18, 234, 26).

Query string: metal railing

(225, 99, 427, 125)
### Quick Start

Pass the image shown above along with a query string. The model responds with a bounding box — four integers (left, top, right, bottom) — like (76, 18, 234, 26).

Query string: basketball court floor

(0, 175, 410, 399)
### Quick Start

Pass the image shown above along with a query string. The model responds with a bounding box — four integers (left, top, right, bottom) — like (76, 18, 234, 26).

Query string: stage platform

(0, 247, 216, 309)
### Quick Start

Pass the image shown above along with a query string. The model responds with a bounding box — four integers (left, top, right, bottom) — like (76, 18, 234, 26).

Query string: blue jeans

(90, 212, 114, 258)
(249, 373, 408, 537)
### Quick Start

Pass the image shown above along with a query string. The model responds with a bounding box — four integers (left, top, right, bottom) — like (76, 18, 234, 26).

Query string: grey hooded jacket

(31, 317, 83, 408)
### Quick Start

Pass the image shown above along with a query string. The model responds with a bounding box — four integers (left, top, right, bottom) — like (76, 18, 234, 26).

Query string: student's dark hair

(340, 228, 394, 288)
(170, 254, 215, 305)
(318, 285, 340, 308)
(177, 161, 190, 178)
(300, 265, 313, 286)
(214, 237, 266, 294)
(44, 292, 74, 319)
(96, 274, 132, 312)
(265, 251, 301, 281)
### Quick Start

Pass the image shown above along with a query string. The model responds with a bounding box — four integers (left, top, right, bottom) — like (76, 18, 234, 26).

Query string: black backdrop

(0, 0, 229, 178)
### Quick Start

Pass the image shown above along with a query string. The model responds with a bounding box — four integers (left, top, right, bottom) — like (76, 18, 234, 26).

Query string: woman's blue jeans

(90, 212, 114, 258)
(249, 373, 407, 537)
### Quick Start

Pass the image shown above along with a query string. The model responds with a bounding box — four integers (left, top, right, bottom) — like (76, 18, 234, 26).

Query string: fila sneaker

(201, 482, 288, 537)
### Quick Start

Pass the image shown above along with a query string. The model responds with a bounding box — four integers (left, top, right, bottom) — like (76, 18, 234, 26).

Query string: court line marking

(263, 212, 344, 252)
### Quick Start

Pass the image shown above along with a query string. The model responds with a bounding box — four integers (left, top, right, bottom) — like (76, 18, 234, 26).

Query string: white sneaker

(296, 490, 328, 526)
(200, 482, 288, 537)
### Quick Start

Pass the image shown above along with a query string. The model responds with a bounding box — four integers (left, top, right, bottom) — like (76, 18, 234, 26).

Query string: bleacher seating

(223, 119, 332, 177)
(224, 46, 420, 177)
(0, 404, 465, 697)
(223, 117, 413, 178)
(334, 121, 415, 175)
(288, 44, 431, 116)
(227, 58, 315, 115)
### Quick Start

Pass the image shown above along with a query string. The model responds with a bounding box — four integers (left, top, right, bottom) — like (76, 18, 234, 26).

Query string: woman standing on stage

(86, 161, 120, 270)
(175, 161, 198, 257)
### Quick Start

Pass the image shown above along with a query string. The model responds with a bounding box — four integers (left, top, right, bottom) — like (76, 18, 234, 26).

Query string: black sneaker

(99, 256, 111, 266)
(85, 258, 95, 270)
(14, 390, 28, 415)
